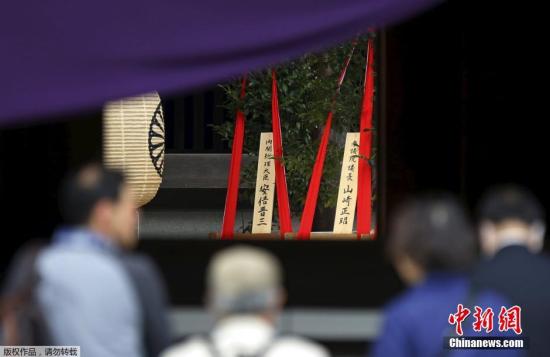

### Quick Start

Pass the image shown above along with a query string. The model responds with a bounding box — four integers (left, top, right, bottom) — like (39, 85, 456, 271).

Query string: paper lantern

(103, 92, 165, 207)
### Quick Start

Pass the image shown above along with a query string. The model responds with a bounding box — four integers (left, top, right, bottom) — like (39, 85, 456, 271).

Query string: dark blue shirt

(371, 273, 523, 357)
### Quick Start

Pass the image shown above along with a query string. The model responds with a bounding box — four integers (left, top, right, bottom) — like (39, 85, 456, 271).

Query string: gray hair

(207, 246, 283, 314)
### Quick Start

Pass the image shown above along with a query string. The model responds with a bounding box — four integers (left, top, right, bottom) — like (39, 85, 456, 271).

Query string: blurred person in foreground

(36, 164, 171, 357)
(162, 245, 329, 357)
(372, 195, 521, 357)
(472, 185, 550, 357)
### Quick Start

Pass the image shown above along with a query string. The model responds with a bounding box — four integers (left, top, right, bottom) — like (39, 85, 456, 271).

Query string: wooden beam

(208, 231, 374, 240)
(161, 153, 252, 189)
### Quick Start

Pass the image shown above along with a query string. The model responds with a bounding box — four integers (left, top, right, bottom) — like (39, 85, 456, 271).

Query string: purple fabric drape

(0, 0, 441, 125)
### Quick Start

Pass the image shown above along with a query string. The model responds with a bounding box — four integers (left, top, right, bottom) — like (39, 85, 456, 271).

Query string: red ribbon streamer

(220, 77, 247, 239)
(271, 70, 293, 237)
(356, 39, 375, 238)
(296, 45, 357, 240)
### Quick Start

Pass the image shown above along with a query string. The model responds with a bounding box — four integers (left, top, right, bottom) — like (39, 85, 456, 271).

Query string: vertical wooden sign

(252, 133, 276, 233)
(333, 133, 360, 234)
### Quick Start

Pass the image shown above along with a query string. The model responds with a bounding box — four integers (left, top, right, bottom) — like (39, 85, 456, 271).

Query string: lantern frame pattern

(103, 92, 165, 207)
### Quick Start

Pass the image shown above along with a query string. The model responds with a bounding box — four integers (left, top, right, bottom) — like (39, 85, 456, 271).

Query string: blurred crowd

(1, 163, 549, 357)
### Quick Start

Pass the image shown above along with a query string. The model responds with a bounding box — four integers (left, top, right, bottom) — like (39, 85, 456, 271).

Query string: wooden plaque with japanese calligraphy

(333, 132, 360, 234)
(252, 132, 276, 233)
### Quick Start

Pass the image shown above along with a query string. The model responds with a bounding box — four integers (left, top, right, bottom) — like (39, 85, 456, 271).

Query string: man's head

(206, 245, 285, 321)
(59, 164, 137, 248)
(387, 194, 476, 285)
(477, 185, 545, 256)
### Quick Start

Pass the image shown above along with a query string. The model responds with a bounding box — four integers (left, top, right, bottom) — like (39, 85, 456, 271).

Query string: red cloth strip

(271, 70, 293, 237)
(296, 45, 357, 240)
(356, 39, 375, 238)
(220, 77, 247, 239)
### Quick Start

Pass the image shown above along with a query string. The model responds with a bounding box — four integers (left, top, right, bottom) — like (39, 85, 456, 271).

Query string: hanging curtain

(1, 0, 442, 125)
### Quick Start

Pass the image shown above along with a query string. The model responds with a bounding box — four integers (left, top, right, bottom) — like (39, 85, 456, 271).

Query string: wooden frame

(208, 232, 375, 240)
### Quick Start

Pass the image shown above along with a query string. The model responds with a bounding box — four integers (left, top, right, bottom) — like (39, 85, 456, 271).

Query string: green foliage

(214, 37, 375, 216)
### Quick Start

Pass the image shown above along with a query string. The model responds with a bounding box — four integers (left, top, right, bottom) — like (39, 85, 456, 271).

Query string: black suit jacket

(120, 253, 172, 357)
(472, 245, 550, 357)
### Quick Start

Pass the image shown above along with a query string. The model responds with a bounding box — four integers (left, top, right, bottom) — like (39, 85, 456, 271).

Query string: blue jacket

(36, 228, 144, 357)
(371, 272, 524, 357)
